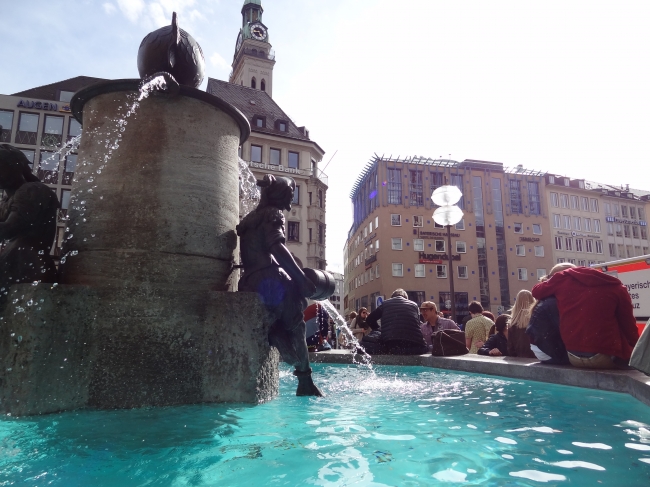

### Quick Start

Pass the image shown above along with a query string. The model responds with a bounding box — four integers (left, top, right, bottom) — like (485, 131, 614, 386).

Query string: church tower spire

(230, 0, 276, 97)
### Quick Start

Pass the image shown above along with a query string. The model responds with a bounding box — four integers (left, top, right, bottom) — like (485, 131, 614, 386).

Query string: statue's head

(0, 144, 38, 190)
(257, 174, 295, 211)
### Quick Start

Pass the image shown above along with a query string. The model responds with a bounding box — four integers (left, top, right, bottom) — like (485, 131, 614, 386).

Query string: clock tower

(230, 0, 276, 97)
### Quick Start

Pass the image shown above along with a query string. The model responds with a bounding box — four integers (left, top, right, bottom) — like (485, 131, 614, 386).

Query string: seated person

(464, 301, 495, 354)
(350, 307, 370, 341)
(364, 289, 428, 355)
(526, 296, 570, 365)
(419, 301, 459, 352)
(507, 290, 537, 359)
(478, 315, 509, 356)
(304, 303, 331, 352)
(532, 263, 638, 369)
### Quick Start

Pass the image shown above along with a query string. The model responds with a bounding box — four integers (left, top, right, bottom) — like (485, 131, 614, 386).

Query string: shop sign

(419, 252, 461, 264)
(248, 161, 305, 176)
(17, 99, 59, 111)
(364, 254, 377, 268)
(519, 237, 540, 242)
(364, 232, 376, 246)
(417, 230, 460, 239)
(606, 216, 647, 226)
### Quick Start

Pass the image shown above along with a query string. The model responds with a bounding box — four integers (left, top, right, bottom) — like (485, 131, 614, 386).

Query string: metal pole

(447, 223, 457, 323)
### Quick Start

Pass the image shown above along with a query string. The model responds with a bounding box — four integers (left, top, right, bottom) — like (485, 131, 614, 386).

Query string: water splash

(318, 299, 374, 370)
(238, 157, 260, 219)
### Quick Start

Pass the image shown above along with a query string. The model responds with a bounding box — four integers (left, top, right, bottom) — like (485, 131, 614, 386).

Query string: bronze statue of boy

(236, 174, 323, 396)
(0, 144, 59, 294)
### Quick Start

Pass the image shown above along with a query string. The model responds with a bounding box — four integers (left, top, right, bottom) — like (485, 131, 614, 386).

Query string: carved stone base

(0, 284, 278, 416)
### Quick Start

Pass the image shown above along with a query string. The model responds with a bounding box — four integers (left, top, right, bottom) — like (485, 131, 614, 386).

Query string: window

(288, 151, 299, 169)
(575, 238, 583, 252)
(618, 244, 625, 258)
(38, 151, 59, 184)
(0, 110, 13, 142)
(292, 185, 300, 205)
(369, 222, 373, 233)
(605, 203, 611, 215)
(528, 181, 541, 215)
(631, 207, 637, 219)
(627, 245, 633, 258)
(387, 168, 402, 205)
(250, 145, 262, 163)
(639, 208, 646, 220)
(456, 241, 466, 253)
(565, 238, 573, 251)
(269, 148, 281, 165)
(590, 198, 599, 213)
(434, 221, 444, 229)
(413, 239, 424, 251)
(563, 215, 571, 229)
(435, 240, 445, 252)
(553, 214, 561, 228)
(516, 244, 526, 256)
(392, 263, 403, 277)
(581, 197, 589, 212)
(20, 149, 35, 169)
(68, 118, 81, 141)
(537, 269, 547, 281)
(391, 238, 402, 250)
(624, 225, 631, 238)
(376, 264, 380, 278)
(458, 266, 468, 279)
(532, 224, 542, 235)
(63, 154, 76, 184)
(514, 222, 523, 234)
(455, 219, 465, 230)
(254, 117, 264, 128)
(413, 215, 423, 227)
(645, 247, 649, 255)
(309, 228, 312, 242)
(584, 218, 591, 232)
(609, 243, 616, 257)
(391, 214, 401, 226)
(585, 239, 594, 253)
(317, 224, 324, 245)
(518, 268, 528, 281)
(558, 258, 566, 263)
(287, 222, 300, 242)
(573, 216, 581, 231)
(16, 112, 39, 144)
(608, 223, 615, 236)
(570, 195, 579, 210)
(535, 246, 544, 257)
(614, 204, 620, 217)
(61, 189, 71, 210)
(578, 260, 586, 267)
(436, 265, 447, 278)
(41, 115, 63, 148)
(251, 77, 257, 89)
(408, 170, 423, 206)
(555, 236, 563, 250)
(622, 205, 629, 218)
(375, 240, 379, 251)
(415, 264, 425, 277)
(550, 192, 559, 207)
(569, 259, 576, 264)
(509, 180, 522, 214)
(594, 219, 601, 233)
(278, 121, 287, 132)
(633, 226, 640, 238)
(318, 189, 323, 208)
(560, 194, 569, 208)
(375, 216, 379, 228)
(642, 227, 648, 240)
(596, 240, 603, 254)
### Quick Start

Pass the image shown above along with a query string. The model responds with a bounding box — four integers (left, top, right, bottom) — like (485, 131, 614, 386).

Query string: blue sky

(2, 0, 650, 272)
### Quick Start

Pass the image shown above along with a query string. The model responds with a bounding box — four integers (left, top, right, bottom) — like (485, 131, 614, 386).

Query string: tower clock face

(250, 23, 267, 41)
(236, 32, 243, 52)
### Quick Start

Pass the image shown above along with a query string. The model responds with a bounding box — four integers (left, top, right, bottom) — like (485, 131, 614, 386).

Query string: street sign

(376, 296, 384, 308)
(445, 300, 451, 309)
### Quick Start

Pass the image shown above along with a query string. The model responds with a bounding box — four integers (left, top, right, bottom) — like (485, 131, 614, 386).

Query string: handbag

(630, 322, 650, 375)
(432, 329, 469, 356)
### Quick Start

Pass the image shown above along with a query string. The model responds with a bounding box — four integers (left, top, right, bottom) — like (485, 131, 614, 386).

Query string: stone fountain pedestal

(0, 80, 282, 416)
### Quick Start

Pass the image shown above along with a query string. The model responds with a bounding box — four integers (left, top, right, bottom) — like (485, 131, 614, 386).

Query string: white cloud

(209, 52, 229, 70)
(116, 0, 145, 23)
(102, 2, 116, 14)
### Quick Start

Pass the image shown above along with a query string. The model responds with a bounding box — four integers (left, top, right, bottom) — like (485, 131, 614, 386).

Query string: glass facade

(387, 168, 402, 205)
(473, 176, 490, 308)
(509, 180, 522, 214)
(492, 178, 511, 307)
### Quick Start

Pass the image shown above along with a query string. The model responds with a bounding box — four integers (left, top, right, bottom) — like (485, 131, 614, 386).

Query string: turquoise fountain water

(1, 364, 649, 486)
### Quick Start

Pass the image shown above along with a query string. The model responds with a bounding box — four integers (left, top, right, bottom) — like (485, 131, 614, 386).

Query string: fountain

(0, 13, 333, 416)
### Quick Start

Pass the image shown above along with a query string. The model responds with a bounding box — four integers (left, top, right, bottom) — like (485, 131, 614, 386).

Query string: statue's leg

(268, 320, 300, 366)
(288, 319, 323, 397)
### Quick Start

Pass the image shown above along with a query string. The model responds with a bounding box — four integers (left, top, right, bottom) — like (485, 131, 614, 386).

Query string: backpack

(432, 329, 469, 356)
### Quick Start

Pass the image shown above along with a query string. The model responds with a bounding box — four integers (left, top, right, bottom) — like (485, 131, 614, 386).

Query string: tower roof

(243, 0, 262, 5)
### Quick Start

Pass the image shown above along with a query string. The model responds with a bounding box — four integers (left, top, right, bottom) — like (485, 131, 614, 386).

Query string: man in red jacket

(531, 264, 638, 368)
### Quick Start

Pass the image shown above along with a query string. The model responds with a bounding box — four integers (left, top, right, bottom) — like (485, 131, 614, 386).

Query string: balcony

(312, 168, 328, 186)
(307, 242, 326, 259)
(307, 206, 325, 222)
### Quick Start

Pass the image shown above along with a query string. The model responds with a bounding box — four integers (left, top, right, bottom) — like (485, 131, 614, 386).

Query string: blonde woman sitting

(507, 290, 537, 358)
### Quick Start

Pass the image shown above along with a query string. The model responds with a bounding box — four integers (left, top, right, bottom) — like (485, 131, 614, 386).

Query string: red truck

(592, 255, 650, 335)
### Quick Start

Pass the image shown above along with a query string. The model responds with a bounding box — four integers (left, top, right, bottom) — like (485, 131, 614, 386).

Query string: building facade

(0, 76, 105, 256)
(208, 0, 328, 270)
(344, 156, 554, 319)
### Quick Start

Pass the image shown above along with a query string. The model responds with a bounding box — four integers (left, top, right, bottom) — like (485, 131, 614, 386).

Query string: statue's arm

(0, 210, 29, 241)
(270, 242, 316, 298)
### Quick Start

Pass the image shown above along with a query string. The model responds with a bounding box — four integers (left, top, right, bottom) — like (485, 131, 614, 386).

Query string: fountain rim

(70, 78, 251, 144)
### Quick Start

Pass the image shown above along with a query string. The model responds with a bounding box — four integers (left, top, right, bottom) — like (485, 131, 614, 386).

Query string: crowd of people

(308, 263, 644, 372)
